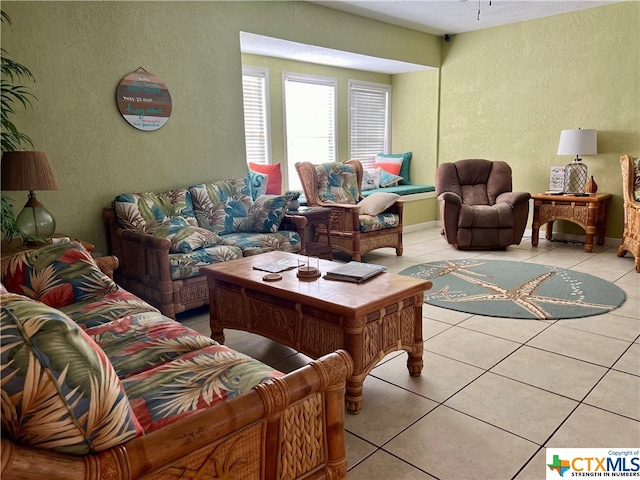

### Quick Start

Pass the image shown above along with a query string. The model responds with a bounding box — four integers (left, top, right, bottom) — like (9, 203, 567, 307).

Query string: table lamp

(1, 151, 59, 242)
(557, 128, 597, 195)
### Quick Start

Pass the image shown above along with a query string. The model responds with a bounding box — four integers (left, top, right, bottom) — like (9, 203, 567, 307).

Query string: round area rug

(399, 259, 626, 320)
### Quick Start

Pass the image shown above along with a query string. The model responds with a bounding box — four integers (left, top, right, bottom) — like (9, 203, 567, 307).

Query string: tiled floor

(179, 226, 640, 480)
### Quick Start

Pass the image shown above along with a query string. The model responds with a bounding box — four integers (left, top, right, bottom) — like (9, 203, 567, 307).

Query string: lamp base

(563, 158, 588, 194)
(16, 192, 56, 242)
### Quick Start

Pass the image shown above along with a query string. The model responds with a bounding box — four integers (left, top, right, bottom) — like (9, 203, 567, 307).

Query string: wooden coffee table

(202, 251, 432, 414)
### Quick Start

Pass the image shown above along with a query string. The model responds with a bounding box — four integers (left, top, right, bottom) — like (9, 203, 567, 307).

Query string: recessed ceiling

(241, 1, 620, 74)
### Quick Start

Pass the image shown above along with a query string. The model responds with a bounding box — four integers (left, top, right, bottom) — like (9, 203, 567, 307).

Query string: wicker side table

(293, 206, 333, 259)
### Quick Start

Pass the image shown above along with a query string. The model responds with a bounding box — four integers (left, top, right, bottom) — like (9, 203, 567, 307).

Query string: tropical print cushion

(114, 188, 197, 233)
(1, 242, 118, 310)
(151, 217, 222, 253)
(235, 194, 290, 233)
(122, 343, 282, 433)
(60, 288, 159, 329)
(315, 163, 360, 205)
(86, 311, 218, 379)
(359, 213, 400, 233)
(633, 157, 640, 201)
(248, 170, 269, 200)
(167, 245, 243, 280)
(190, 177, 253, 234)
(219, 231, 302, 256)
(1, 293, 143, 454)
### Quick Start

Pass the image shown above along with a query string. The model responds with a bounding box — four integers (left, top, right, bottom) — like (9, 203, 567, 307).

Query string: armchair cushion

(152, 217, 222, 253)
(114, 189, 197, 233)
(634, 157, 640, 201)
(359, 212, 400, 232)
(1, 243, 118, 309)
(1, 293, 143, 454)
(316, 162, 360, 204)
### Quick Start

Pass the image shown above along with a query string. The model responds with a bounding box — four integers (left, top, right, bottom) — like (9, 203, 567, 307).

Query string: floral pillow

(114, 188, 197, 233)
(1, 293, 142, 454)
(380, 170, 404, 187)
(316, 162, 360, 205)
(235, 195, 290, 233)
(1, 242, 119, 309)
(362, 168, 382, 191)
(189, 177, 253, 234)
(152, 217, 222, 253)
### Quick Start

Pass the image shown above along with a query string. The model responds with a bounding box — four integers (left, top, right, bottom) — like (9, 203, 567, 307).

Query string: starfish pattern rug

(398, 259, 626, 320)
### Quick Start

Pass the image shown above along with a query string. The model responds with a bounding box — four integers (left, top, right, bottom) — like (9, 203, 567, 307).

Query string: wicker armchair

(616, 154, 640, 272)
(295, 160, 404, 261)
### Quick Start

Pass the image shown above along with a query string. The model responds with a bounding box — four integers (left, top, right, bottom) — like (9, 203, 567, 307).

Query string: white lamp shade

(557, 129, 597, 156)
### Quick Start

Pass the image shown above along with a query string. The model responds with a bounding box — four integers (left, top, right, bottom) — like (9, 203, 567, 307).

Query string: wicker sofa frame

(617, 154, 640, 272)
(102, 207, 307, 319)
(2, 349, 353, 480)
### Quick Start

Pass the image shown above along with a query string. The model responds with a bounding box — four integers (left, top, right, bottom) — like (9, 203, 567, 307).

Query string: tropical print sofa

(103, 173, 307, 318)
(1, 242, 353, 479)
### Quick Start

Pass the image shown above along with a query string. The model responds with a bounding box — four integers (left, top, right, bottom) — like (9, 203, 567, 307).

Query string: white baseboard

(524, 229, 621, 248)
(404, 220, 441, 233)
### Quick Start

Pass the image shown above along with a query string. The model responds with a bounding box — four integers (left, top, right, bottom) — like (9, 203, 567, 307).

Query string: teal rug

(399, 259, 626, 320)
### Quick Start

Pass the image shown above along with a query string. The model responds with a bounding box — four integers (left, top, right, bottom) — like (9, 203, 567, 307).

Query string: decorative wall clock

(116, 68, 172, 131)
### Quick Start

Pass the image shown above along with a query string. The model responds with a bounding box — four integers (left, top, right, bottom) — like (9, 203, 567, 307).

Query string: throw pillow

(189, 177, 253, 234)
(358, 192, 400, 216)
(379, 170, 404, 188)
(235, 194, 290, 233)
(1, 242, 119, 309)
(375, 155, 403, 176)
(248, 162, 282, 195)
(376, 152, 412, 185)
(152, 217, 222, 253)
(1, 293, 142, 454)
(248, 170, 269, 200)
(362, 168, 382, 191)
(114, 189, 197, 233)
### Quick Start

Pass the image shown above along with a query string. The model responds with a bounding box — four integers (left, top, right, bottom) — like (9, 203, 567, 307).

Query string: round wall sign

(116, 70, 172, 131)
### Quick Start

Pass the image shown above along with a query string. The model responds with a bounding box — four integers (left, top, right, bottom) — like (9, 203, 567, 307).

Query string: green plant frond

(25, 265, 63, 299)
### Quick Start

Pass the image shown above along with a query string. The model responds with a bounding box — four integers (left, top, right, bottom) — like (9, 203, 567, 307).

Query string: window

(242, 66, 271, 164)
(348, 80, 391, 170)
(283, 72, 337, 190)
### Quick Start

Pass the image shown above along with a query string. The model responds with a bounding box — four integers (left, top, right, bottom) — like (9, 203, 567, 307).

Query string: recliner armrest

(438, 192, 462, 206)
(496, 191, 531, 206)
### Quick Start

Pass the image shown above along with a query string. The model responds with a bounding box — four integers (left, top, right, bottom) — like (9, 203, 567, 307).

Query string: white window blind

(283, 72, 337, 191)
(349, 80, 391, 170)
(242, 66, 271, 164)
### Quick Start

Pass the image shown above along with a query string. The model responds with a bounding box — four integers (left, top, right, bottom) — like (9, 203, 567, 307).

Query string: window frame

(242, 65, 272, 165)
(348, 79, 392, 171)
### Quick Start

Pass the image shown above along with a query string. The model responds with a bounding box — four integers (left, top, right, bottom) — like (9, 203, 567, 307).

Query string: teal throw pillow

(377, 152, 412, 185)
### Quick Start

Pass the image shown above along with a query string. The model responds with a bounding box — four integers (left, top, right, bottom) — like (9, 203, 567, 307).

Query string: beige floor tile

(526, 324, 631, 367)
(513, 449, 547, 480)
(491, 346, 607, 401)
(424, 326, 520, 369)
(613, 343, 640, 375)
(385, 406, 538, 480)
(348, 449, 437, 480)
(344, 376, 438, 446)
(584, 370, 640, 420)
(422, 317, 453, 339)
(458, 315, 551, 343)
(371, 350, 484, 402)
(557, 312, 640, 342)
(344, 432, 376, 470)
(444, 372, 578, 444)
(423, 305, 474, 325)
(547, 404, 640, 447)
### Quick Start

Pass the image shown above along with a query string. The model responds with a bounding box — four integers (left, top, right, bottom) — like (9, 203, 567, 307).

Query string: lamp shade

(1, 151, 58, 191)
(557, 129, 597, 156)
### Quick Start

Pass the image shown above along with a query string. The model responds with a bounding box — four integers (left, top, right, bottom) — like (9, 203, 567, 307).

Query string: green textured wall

(439, 2, 640, 238)
(1, 1, 440, 254)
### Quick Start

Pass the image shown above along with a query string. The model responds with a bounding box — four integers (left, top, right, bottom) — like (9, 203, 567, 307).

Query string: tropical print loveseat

(103, 173, 307, 318)
(0, 242, 353, 480)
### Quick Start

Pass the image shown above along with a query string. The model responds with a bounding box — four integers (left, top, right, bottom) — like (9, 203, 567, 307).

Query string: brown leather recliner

(436, 159, 531, 249)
